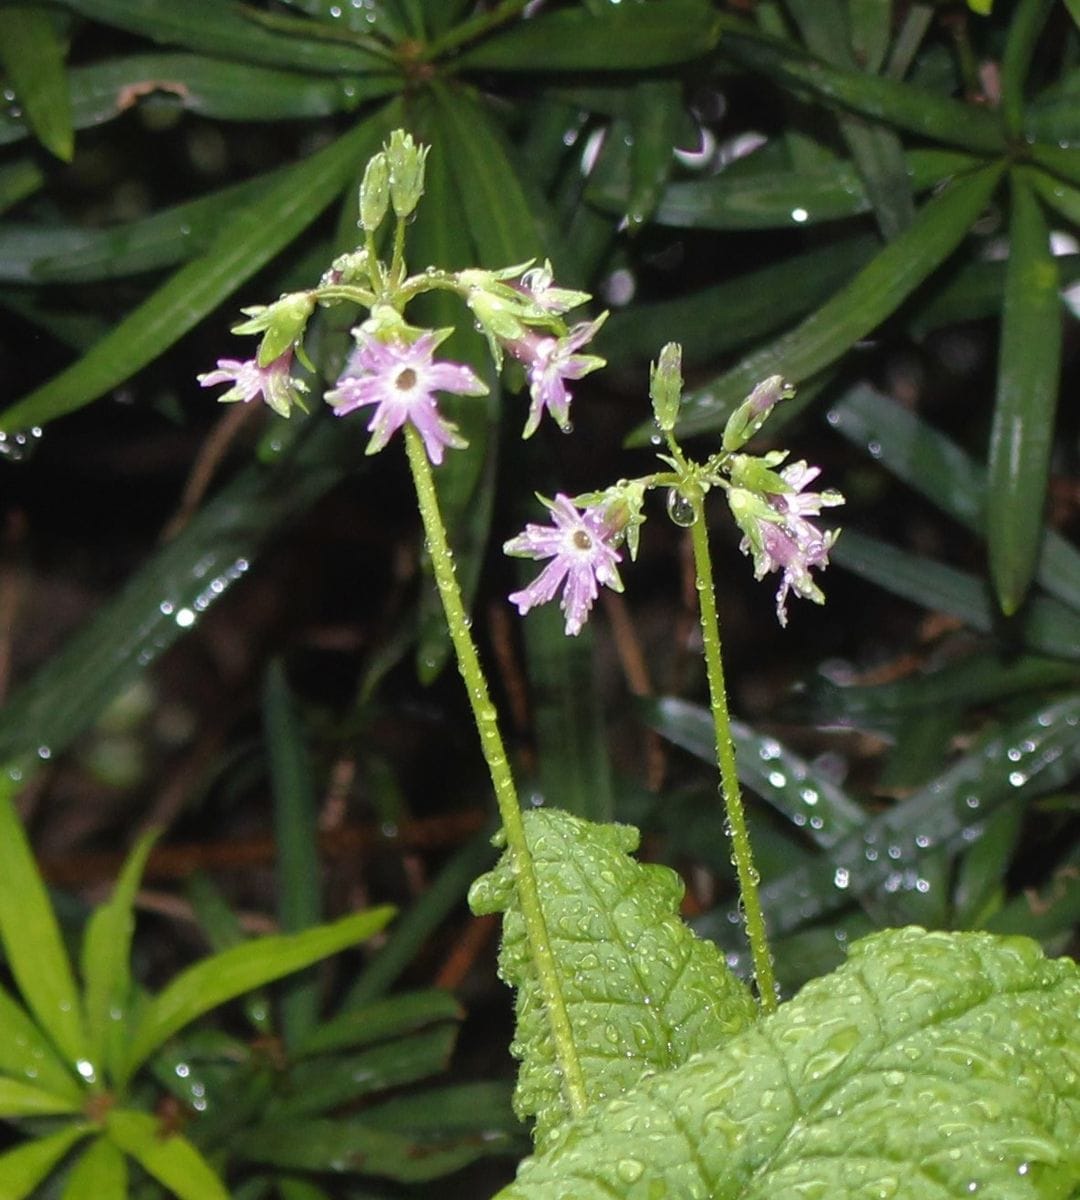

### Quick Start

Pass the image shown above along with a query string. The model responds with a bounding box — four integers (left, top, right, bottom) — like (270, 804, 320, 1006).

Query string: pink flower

(506, 315, 606, 438)
(504, 494, 623, 636)
(197, 350, 307, 417)
(730, 460, 843, 626)
(326, 332, 487, 465)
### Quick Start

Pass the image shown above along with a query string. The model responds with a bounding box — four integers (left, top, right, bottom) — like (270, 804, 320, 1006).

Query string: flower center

(395, 367, 418, 391)
(572, 529, 593, 551)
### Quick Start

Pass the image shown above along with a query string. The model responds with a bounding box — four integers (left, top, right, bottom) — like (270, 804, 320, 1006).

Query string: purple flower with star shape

(504, 494, 623, 636)
(326, 331, 487, 465)
(506, 315, 606, 439)
(730, 459, 843, 626)
(197, 349, 307, 418)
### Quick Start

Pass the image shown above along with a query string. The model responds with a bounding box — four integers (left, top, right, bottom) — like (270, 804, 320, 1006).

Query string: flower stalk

(401, 424, 590, 1116)
(685, 482, 778, 1012)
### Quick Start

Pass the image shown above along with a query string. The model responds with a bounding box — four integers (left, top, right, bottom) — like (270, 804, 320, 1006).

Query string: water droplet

(665, 490, 696, 527)
(833, 867, 850, 889)
(0, 426, 43, 463)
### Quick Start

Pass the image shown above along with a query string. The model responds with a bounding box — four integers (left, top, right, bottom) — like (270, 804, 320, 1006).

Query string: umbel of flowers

(198, 130, 844, 1021)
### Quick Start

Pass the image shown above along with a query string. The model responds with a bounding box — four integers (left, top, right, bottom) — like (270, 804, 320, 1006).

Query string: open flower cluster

(197, 132, 843, 639)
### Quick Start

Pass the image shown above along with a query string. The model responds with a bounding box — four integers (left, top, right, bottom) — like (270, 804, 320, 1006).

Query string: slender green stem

(402, 424, 589, 1113)
(685, 484, 778, 1012)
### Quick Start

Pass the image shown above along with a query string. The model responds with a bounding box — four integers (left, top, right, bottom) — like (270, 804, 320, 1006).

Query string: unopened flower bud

(359, 151, 390, 232)
(386, 130, 428, 219)
(722, 375, 794, 452)
(649, 342, 683, 432)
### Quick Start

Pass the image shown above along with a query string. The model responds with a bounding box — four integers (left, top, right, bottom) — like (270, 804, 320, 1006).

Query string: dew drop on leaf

(665, 489, 696, 527)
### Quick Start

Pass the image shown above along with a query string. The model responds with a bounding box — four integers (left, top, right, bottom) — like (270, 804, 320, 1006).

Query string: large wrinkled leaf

(469, 808, 757, 1151)
(0, 772, 88, 1070)
(120, 907, 395, 1083)
(497, 928, 1080, 1199)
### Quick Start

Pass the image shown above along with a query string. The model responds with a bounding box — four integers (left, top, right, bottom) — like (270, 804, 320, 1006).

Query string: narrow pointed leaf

(0, 7, 74, 161)
(469, 808, 757, 1152)
(80, 828, 159, 1076)
(0, 54, 398, 150)
(296, 988, 462, 1056)
(1000, 0, 1056, 134)
(51, 0, 389, 74)
(0, 1076, 83, 1117)
(0, 417, 366, 766)
(987, 173, 1062, 614)
(826, 383, 1080, 612)
(717, 19, 1005, 154)
(60, 1138, 127, 1200)
(456, 2, 718, 70)
(121, 907, 394, 1082)
(106, 1109, 228, 1200)
(496, 929, 1080, 1199)
(832, 531, 1080, 660)
(0, 158, 45, 215)
(0, 773, 89, 1069)
(758, 693, 1080, 934)
(0, 115, 386, 432)
(631, 163, 1003, 444)
(600, 234, 878, 366)
(623, 79, 684, 230)
(235, 1114, 515, 1182)
(264, 660, 321, 1047)
(0, 1126, 91, 1199)
(0, 984, 82, 1103)
(641, 698, 866, 848)
(594, 149, 974, 231)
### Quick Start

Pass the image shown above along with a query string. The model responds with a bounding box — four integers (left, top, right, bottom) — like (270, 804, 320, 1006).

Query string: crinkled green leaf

(0, 114, 387, 432)
(105, 1109, 227, 1200)
(498, 928, 1080, 1199)
(628, 163, 1003, 445)
(120, 907, 394, 1084)
(987, 172, 1062, 615)
(60, 1137, 127, 1200)
(0, 6, 73, 160)
(456, 2, 718, 71)
(51, 0, 388, 74)
(0, 771, 89, 1070)
(0, 1126, 92, 1199)
(469, 808, 757, 1151)
(80, 828, 158, 1078)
